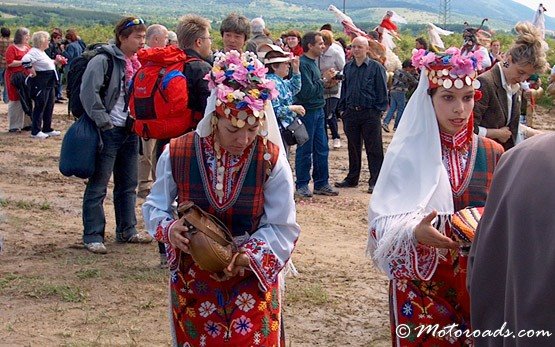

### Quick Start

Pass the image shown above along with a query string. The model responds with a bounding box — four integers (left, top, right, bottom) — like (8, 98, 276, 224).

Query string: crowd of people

(2, 8, 554, 346)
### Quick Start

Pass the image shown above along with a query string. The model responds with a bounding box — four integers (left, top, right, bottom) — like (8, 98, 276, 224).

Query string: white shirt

(109, 81, 128, 127)
(22, 47, 58, 80)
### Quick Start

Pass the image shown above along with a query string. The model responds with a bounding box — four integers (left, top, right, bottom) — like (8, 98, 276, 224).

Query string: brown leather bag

(177, 201, 237, 272)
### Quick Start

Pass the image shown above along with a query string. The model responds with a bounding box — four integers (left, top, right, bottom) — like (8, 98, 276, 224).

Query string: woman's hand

(168, 219, 192, 253)
(488, 127, 512, 143)
(211, 251, 250, 281)
(414, 210, 458, 249)
(290, 56, 300, 74)
(223, 251, 250, 277)
(290, 105, 305, 116)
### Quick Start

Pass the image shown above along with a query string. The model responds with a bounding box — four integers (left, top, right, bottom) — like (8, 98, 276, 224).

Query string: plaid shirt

(170, 132, 278, 237)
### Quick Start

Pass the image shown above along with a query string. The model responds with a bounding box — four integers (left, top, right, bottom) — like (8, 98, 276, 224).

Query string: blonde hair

(176, 14, 211, 49)
(32, 31, 50, 48)
(320, 29, 334, 46)
(507, 22, 548, 72)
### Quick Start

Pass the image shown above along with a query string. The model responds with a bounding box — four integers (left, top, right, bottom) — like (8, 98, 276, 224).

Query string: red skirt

(169, 254, 282, 346)
(389, 250, 472, 346)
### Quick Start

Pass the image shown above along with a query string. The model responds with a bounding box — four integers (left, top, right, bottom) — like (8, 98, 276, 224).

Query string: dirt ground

(0, 101, 553, 346)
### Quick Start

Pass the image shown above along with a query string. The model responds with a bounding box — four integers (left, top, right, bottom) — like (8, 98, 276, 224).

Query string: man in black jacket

(336, 36, 388, 193)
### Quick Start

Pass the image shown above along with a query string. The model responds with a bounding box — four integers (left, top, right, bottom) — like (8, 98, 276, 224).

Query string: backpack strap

(98, 51, 114, 100)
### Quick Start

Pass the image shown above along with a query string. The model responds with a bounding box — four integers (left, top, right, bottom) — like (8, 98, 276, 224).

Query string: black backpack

(67, 44, 113, 118)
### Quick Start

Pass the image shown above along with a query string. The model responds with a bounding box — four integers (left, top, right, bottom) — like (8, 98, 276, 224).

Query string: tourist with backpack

(136, 24, 170, 201)
(80, 17, 152, 254)
(129, 14, 212, 267)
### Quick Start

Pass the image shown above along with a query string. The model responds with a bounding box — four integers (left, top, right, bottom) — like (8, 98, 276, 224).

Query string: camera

(333, 72, 345, 81)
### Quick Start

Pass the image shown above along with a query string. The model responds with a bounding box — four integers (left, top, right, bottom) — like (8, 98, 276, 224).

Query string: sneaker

(381, 123, 390, 133)
(295, 186, 313, 198)
(31, 131, 49, 139)
(333, 138, 341, 149)
(313, 184, 339, 196)
(84, 242, 107, 254)
(8, 128, 21, 133)
(44, 130, 61, 136)
(117, 232, 153, 244)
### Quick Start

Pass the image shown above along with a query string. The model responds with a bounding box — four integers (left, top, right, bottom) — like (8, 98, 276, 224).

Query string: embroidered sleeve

(142, 147, 179, 242)
(367, 212, 444, 281)
(243, 154, 300, 290)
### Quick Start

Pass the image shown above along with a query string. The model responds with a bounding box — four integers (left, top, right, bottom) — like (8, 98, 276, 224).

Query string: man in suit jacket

(473, 63, 521, 150)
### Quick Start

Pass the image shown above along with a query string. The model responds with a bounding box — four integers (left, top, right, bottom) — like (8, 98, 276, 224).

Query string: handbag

(279, 117, 309, 146)
(177, 201, 242, 273)
(59, 115, 103, 179)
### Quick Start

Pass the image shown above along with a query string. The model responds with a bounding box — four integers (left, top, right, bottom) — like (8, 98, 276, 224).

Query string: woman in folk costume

(532, 3, 547, 40)
(143, 50, 300, 346)
(461, 19, 492, 71)
(367, 48, 504, 346)
(427, 23, 454, 53)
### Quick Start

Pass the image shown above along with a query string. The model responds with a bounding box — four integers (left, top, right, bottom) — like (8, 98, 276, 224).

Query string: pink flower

(252, 66, 268, 78)
(244, 95, 264, 111)
(411, 49, 426, 69)
(232, 66, 249, 86)
(445, 47, 460, 55)
(216, 84, 234, 102)
(422, 52, 437, 65)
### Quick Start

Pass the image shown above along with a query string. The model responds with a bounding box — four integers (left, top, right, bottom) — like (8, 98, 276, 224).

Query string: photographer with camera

(319, 29, 345, 149)
(336, 36, 388, 194)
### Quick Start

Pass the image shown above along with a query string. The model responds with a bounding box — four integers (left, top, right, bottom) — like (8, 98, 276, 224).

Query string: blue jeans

(294, 108, 330, 189)
(383, 91, 406, 129)
(83, 127, 139, 243)
(0, 68, 7, 103)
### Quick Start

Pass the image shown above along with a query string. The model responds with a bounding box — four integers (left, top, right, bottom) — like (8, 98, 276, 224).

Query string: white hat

(257, 43, 291, 64)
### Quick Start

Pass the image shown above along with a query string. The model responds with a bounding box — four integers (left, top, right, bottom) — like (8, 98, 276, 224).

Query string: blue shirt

(267, 72, 301, 127)
(338, 57, 388, 112)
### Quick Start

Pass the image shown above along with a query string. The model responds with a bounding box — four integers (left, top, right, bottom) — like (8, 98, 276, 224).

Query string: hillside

(3, 0, 553, 31)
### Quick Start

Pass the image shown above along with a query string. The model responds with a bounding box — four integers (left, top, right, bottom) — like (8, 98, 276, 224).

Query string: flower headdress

(205, 50, 278, 128)
(411, 47, 483, 90)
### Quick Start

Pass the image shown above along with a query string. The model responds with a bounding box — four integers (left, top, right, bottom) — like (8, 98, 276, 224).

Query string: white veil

(367, 69, 453, 276)
(428, 23, 453, 50)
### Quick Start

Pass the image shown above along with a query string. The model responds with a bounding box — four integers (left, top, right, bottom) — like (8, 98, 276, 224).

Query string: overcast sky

(512, 0, 555, 17)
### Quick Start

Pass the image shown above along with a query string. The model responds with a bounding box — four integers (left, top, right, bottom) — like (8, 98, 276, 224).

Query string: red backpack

(129, 46, 200, 139)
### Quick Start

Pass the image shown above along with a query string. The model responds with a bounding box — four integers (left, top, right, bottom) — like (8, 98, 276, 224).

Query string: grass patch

(27, 283, 86, 303)
(286, 281, 329, 305)
(0, 273, 22, 291)
(75, 268, 100, 279)
(0, 198, 52, 211)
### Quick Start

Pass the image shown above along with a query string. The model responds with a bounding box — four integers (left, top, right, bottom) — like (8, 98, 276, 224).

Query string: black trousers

(342, 108, 384, 186)
(324, 97, 340, 140)
(31, 87, 55, 135)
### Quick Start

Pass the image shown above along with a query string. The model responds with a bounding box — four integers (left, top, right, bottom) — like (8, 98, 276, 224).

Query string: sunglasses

(124, 18, 145, 29)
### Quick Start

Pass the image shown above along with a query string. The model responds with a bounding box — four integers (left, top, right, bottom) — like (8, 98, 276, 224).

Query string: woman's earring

(503, 61, 509, 68)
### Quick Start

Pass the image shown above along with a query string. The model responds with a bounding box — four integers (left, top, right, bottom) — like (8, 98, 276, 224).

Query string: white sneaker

(31, 131, 49, 139)
(84, 242, 107, 254)
(333, 138, 341, 149)
(44, 130, 61, 136)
